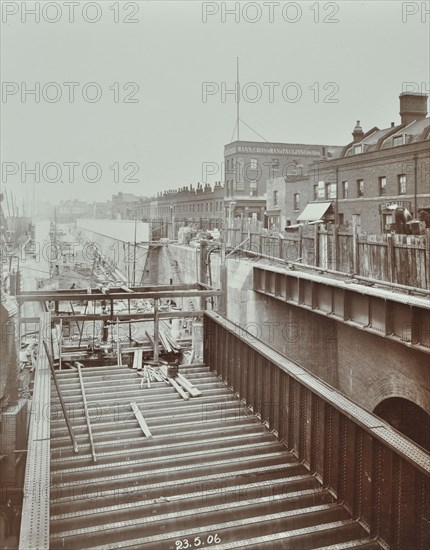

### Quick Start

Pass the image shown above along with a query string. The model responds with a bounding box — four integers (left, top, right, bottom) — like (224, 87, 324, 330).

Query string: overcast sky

(1, 0, 429, 211)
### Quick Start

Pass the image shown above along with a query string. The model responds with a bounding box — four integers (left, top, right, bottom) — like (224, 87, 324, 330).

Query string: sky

(1, 0, 429, 212)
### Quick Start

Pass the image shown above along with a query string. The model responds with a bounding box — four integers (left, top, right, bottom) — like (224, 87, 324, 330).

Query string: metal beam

(19, 313, 51, 550)
(18, 283, 202, 296)
(17, 289, 221, 303)
(21, 310, 204, 323)
(254, 266, 430, 354)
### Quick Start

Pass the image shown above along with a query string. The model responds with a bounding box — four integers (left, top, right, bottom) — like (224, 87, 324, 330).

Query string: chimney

(399, 93, 428, 125)
(352, 121, 364, 143)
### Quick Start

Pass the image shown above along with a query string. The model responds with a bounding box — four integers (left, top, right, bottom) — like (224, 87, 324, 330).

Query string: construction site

(0, 211, 428, 550)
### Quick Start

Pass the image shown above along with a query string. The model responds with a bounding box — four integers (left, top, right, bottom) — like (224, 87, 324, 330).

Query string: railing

(204, 311, 430, 550)
(226, 225, 430, 289)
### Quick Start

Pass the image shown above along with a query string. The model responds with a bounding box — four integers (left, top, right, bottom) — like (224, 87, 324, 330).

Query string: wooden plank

(176, 373, 202, 397)
(168, 377, 189, 399)
(132, 349, 143, 370)
(130, 401, 152, 438)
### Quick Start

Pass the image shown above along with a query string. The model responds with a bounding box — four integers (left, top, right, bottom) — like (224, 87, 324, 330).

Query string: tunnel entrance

(374, 398, 430, 451)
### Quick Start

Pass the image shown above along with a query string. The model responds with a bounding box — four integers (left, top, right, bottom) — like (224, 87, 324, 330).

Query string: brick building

(57, 200, 90, 223)
(267, 93, 430, 233)
(111, 192, 144, 220)
(138, 182, 225, 224)
(224, 140, 342, 221)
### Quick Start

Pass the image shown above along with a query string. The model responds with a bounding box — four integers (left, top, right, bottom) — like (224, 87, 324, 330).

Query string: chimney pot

(352, 120, 364, 143)
(399, 92, 428, 125)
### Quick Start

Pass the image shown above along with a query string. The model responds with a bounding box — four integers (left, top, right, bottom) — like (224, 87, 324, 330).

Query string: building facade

(267, 93, 430, 233)
(224, 140, 342, 221)
(111, 192, 144, 220)
(138, 182, 225, 224)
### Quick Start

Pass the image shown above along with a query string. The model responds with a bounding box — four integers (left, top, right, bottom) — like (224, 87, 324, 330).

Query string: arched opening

(374, 397, 430, 451)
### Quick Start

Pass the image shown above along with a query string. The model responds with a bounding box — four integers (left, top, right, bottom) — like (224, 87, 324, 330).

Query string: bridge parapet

(204, 311, 430, 550)
(254, 265, 430, 354)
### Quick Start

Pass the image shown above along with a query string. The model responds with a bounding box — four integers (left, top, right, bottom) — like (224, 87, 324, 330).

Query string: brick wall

(310, 141, 430, 232)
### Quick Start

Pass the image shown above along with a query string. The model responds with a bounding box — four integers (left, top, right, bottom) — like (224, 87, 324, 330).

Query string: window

(379, 177, 386, 195)
(342, 181, 348, 198)
(393, 135, 403, 147)
(357, 179, 364, 197)
(313, 184, 318, 200)
(328, 183, 337, 199)
(318, 181, 325, 199)
(273, 190, 278, 206)
(383, 213, 393, 227)
(338, 213, 344, 226)
(272, 159, 279, 169)
(250, 158, 258, 170)
(293, 193, 300, 211)
(398, 174, 406, 194)
(353, 144, 362, 154)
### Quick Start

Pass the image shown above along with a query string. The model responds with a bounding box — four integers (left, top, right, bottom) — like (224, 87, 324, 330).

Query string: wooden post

(314, 225, 320, 267)
(352, 217, 358, 275)
(387, 234, 395, 283)
(153, 298, 160, 364)
(219, 242, 227, 316)
(425, 229, 430, 290)
(59, 319, 62, 371)
(333, 225, 339, 271)
(298, 225, 303, 263)
(116, 317, 122, 365)
(199, 240, 207, 310)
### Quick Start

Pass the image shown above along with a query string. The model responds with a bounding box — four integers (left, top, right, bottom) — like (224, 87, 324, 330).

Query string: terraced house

(267, 93, 430, 232)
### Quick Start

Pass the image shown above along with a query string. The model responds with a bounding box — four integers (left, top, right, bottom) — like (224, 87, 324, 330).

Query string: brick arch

(362, 371, 430, 415)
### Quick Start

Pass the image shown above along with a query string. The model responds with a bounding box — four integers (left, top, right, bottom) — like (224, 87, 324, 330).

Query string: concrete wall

(161, 243, 429, 417)
(76, 219, 150, 243)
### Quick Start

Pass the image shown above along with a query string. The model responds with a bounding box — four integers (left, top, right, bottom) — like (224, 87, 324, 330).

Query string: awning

(297, 202, 333, 222)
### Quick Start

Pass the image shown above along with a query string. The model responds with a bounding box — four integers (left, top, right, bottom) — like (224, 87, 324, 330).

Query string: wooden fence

(227, 224, 430, 290)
